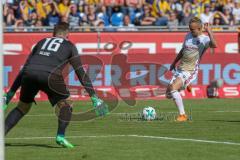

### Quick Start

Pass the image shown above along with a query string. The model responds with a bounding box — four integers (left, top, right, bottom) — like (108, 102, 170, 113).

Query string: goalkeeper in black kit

(4, 22, 108, 148)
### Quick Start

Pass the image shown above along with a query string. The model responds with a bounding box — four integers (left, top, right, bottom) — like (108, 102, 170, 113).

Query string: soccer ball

(142, 106, 156, 121)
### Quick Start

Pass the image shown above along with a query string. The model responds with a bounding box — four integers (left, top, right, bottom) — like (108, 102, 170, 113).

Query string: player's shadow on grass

(6, 143, 65, 148)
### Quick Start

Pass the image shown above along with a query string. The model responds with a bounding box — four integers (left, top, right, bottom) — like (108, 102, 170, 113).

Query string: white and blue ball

(142, 106, 156, 121)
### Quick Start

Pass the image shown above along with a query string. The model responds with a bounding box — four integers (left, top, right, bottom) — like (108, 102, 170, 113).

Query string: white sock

(171, 90, 185, 115)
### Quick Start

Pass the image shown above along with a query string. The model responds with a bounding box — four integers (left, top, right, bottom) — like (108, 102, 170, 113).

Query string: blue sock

(57, 105, 72, 137)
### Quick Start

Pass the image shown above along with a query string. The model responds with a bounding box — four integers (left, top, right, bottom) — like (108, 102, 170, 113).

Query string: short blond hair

(189, 17, 202, 26)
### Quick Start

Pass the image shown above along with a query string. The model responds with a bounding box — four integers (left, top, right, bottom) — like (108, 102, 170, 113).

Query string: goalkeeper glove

(91, 95, 109, 116)
(3, 91, 15, 110)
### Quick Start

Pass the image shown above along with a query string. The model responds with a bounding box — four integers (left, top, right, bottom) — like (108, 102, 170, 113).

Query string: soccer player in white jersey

(166, 17, 217, 122)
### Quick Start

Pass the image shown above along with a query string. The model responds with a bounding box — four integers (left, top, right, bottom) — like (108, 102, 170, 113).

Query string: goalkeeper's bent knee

(17, 101, 32, 114)
(56, 100, 73, 122)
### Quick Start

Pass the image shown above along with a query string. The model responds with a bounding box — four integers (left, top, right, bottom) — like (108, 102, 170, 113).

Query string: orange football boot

(176, 114, 188, 122)
(186, 85, 192, 92)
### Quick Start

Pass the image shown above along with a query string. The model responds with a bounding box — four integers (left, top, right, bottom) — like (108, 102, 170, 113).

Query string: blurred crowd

(3, 0, 240, 31)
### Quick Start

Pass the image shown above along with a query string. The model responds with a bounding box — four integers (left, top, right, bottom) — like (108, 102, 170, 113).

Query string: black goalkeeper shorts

(20, 70, 70, 106)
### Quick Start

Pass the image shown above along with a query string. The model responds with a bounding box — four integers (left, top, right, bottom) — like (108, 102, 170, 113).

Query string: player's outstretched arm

(170, 48, 184, 71)
(70, 58, 109, 116)
(3, 43, 38, 108)
(204, 23, 217, 48)
(69, 46, 109, 116)
(4, 45, 37, 106)
(4, 70, 23, 106)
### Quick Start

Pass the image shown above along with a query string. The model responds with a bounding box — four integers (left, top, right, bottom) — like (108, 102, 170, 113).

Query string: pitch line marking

(24, 110, 240, 117)
(5, 135, 240, 146)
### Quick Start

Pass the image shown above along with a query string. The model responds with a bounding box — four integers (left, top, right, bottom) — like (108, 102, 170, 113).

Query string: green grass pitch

(5, 99, 240, 160)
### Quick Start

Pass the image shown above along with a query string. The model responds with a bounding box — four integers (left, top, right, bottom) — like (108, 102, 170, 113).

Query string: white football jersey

(183, 32, 210, 55)
(178, 32, 210, 72)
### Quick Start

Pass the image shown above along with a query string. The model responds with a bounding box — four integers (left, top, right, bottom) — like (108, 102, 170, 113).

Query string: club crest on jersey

(192, 38, 200, 45)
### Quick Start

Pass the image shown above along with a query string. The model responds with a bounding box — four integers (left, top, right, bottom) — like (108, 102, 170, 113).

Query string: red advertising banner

(4, 32, 239, 55)
(3, 32, 240, 101)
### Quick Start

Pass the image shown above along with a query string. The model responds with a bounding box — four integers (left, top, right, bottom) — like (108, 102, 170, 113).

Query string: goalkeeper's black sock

(5, 107, 25, 135)
(57, 105, 72, 136)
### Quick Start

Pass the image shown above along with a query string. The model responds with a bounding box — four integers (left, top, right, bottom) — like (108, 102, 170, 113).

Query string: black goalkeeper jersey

(24, 37, 80, 73)
(13, 37, 95, 97)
